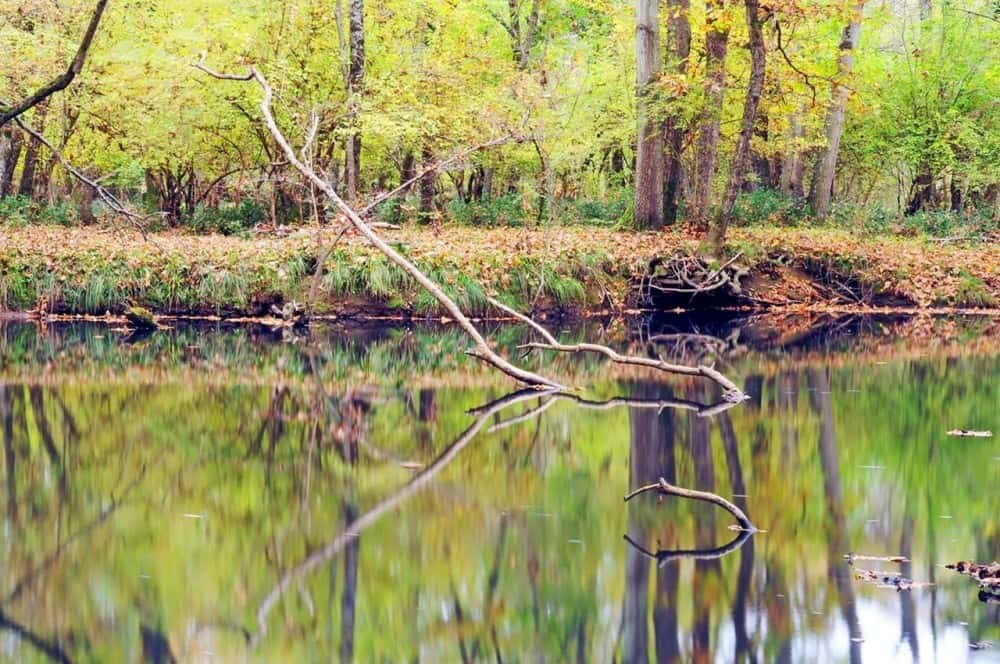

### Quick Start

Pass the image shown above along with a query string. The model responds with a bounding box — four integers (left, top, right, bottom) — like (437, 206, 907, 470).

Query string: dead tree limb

(624, 477, 756, 532)
(195, 60, 563, 389)
(487, 297, 747, 400)
(0, 0, 109, 128)
(11, 116, 155, 237)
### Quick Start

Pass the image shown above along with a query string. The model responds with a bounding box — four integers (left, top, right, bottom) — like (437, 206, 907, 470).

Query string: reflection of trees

(620, 382, 756, 663)
(808, 368, 862, 664)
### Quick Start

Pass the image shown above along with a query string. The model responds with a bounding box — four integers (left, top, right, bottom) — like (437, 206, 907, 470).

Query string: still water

(0, 318, 998, 663)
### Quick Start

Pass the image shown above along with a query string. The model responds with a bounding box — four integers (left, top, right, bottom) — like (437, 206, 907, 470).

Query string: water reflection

(0, 321, 998, 662)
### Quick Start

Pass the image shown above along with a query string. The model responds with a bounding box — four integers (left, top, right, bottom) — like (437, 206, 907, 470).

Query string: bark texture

(691, 0, 730, 225)
(808, 3, 863, 218)
(344, 0, 365, 201)
(662, 0, 692, 224)
(709, 0, 766, 250)
(634, 0, 665, 230)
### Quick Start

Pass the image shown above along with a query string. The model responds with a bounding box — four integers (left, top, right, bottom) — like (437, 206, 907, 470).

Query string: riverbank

(1, 225, 998, 317)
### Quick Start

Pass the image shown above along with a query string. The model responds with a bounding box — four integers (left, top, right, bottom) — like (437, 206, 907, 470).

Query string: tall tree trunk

(691, 0, 730, 226)
(780, 111, 805, 199)
(17, 133, 41, 199)
(0, 126, 23, 197)
(419, 146, 436, 223)
(808, 3, 864, 219)
(708, 0, 765, 251)
(662, 0, 692, 225)
(344, 0, 365, 201)
(634, 0, 665, 230)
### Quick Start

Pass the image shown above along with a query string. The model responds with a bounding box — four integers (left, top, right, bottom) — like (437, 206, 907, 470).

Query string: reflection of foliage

(0, 339, 998, 660)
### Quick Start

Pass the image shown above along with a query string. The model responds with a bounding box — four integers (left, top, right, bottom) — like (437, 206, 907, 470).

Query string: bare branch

(195, 62, 564, 389)
(487, 296, 746, 399)
(12, 116, 156, 238)
(624, 476, 755, 531)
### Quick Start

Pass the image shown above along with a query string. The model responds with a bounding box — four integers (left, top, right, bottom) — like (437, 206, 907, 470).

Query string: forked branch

(488, 297, 747, 400)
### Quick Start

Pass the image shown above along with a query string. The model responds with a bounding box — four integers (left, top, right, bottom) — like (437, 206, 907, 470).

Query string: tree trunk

(780, 112, 805, 199)
(634, 0, 665, 230)
(399, 149, 415, 194)
(708, 0, 765, 251)
(18, 133, 41, 199)
(808, 3, 864, 219)
(691, 0, 730, 226)
(0, 127, 23, 197)
(419, 146, 436, 223)
(662, 0, 692, 225)
(344, 0, 365, 201)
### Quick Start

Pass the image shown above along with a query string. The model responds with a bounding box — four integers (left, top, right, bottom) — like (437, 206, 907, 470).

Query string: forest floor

(1, 224, 999, 318)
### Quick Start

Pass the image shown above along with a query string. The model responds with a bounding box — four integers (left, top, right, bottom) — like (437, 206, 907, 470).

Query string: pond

(0, 316, 998, 663)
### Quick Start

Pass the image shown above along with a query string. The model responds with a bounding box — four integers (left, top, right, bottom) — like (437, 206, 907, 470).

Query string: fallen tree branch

(624, 477, 755, 532)
(488, 297, 747, 400)
(195, 59, 563, 389)
(12, 116, 156, 237)
(0, 0, 109, 128)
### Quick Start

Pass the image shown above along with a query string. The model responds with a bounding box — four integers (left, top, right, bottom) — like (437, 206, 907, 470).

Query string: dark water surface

(0, 319, 998, 663)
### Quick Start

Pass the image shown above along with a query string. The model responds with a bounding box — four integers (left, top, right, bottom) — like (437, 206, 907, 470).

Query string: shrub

(445, 192, 525, 226)
(731, 188, 808, 227)
(188, 199, 264, 235)
(0, 195, 34, 227)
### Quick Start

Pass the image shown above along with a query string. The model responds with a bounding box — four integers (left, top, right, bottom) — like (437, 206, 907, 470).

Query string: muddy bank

(1, 226, 998, 318)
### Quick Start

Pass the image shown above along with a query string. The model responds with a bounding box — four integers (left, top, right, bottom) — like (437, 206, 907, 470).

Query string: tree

(662, 0, 692, 225)
(708, 0, 766, 250)
(808, 2, 864, 219)
(691, 0, 730, 225)
(344, 0, 365, 201)
(0, 0, 108, 129)
(634, 0, 664, 229)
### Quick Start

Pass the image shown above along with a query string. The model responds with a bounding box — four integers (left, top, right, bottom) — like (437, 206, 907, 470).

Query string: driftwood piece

(624, 476, 756, 532)
(622, 477, 756, 567)
(946, 429, 992, 438)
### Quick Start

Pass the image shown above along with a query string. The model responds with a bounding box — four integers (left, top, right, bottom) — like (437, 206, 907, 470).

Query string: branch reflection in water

(250, 381, 748, 648)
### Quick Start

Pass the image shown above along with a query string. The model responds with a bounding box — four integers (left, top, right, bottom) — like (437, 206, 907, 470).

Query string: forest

(2, 3, 1000, 661)
(0, 0, 997, 245)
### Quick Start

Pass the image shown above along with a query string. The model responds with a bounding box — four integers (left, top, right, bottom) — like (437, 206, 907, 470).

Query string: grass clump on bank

(1, 225, 998, 316)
